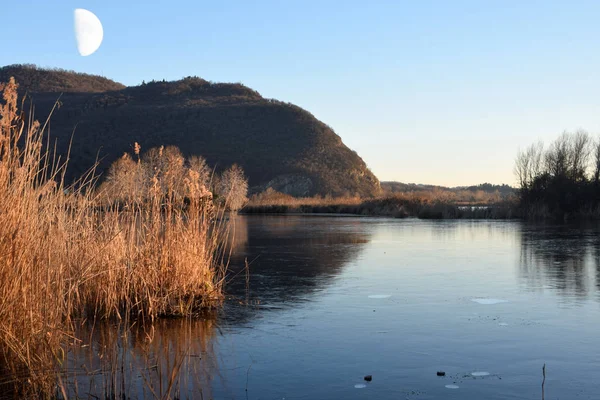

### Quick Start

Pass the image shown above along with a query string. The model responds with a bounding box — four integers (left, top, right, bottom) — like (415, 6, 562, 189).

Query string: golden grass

(247, 187, 505, 208)
(0, 78, 230, 398)
(247, 188, 363, 207)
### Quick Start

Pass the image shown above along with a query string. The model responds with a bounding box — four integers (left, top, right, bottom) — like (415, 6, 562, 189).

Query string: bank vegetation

(0, 78, 247, 398)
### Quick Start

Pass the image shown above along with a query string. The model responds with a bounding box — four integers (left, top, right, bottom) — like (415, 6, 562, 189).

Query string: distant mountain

(382, 181, 515, 195)
(0, 64, 380, 197)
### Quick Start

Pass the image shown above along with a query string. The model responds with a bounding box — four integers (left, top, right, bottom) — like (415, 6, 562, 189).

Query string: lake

(68, 216, 600, 399)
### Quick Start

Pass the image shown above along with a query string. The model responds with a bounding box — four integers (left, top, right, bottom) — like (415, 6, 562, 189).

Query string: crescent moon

(74, 9, 104, 57)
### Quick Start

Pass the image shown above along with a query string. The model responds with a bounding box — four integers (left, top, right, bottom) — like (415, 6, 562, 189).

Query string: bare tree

(529, 141, 545, 183)
(186, 155, 211, 192)
(514, 149, 530, 189)
(184, 155, 213, 203)
(544, 132, 571, 178)
(218, 164, 248, 211)
(142, 146, 164, 182)
(141, 145, 186, 199)
(594, 136, 600, 183)
(514, 141, 544, 189)
(102, 153, 141, 204)
(569, 129, 591, 182)
(161, 146, 185, 199)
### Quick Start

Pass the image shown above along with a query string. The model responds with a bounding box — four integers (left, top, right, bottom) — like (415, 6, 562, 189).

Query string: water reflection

(63, 317, 219, 399)
(224, 215, 373, 322)
(428, 220, 516, 242)
(58, 216, 372, 398)
(58, 218, 600, 399)
(518, 223, 600, 301)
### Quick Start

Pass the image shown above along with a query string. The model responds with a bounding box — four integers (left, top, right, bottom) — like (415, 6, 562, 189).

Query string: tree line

(515, 130, 600, 219)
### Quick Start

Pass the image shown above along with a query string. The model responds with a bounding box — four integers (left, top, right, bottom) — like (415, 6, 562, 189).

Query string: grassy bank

(0, 78, 231, 397)
(243, 188, 518, 219)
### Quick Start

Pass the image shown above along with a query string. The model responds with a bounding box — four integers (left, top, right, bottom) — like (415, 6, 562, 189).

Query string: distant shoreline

(241, 198, 517, 220)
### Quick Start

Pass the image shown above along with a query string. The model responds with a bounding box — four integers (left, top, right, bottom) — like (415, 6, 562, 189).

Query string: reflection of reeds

(0, 78, 229, 397)
(61, 318, 219, 399)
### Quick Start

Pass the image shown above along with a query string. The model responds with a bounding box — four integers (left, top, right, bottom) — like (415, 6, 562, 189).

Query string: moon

(74, 9, 103, 56)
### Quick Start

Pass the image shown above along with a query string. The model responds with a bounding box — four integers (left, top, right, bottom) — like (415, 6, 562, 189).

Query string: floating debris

(471, 371, 490, 377)
(445, 384, 459, 389)
(368, 294, 391, 299)
(471, 298, 508, 305)
(436, 371, 446, 376)
(354, 384, 367, 389)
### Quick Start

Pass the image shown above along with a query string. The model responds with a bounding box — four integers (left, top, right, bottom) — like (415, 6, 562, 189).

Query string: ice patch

(354, 384, 367, 389)
(471, 371, 490, 377)
(368, 294, 391, 299)
(471, 298, 508, 305)
(445, 384, 459, 389)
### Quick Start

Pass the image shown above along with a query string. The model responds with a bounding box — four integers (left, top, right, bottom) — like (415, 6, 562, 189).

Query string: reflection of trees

(228, 214, 249, 256)
(428, 220, 515, 243)
(518, 224, 600, 300)
(63, 317, 219, 399)
(592, 233, 600, 293)
(223, 215, 372, 323)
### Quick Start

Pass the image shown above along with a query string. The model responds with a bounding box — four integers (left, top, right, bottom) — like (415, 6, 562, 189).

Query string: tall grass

(0, 78, 230, 397)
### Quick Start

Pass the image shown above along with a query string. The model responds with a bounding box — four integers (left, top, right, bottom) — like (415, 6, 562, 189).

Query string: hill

(0, 64, 125, 93)
(0, 64, 380, 197)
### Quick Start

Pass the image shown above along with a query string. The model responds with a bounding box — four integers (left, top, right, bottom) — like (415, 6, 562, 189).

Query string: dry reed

(0, 78, 230, 398)
(247, 187, 505, 209)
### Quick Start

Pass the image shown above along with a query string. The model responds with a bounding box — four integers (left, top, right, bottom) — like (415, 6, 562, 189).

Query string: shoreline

(241, 202, 518, 220)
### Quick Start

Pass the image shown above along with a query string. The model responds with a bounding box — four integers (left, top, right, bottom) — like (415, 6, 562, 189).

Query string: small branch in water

(245, 363, 252, 399)
(245, 257, 250, 304)
(541, 363, 546, 400)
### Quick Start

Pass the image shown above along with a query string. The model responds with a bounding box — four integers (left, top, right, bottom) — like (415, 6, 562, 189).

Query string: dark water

(211, 216, 600, 399)
(67, 216, 600, 399)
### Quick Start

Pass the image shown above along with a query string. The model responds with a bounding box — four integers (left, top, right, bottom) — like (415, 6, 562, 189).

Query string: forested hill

(0, 64, 380, 197)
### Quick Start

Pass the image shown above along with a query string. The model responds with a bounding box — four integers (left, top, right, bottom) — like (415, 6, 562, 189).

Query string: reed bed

(0, 78, 230, 398)
(243, 188, 517, 219)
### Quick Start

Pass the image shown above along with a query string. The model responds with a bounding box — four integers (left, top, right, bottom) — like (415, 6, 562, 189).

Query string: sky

(2, 1, 600, 187)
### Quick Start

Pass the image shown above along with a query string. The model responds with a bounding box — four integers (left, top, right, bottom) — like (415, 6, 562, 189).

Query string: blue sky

(2, 1, 600, 186)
